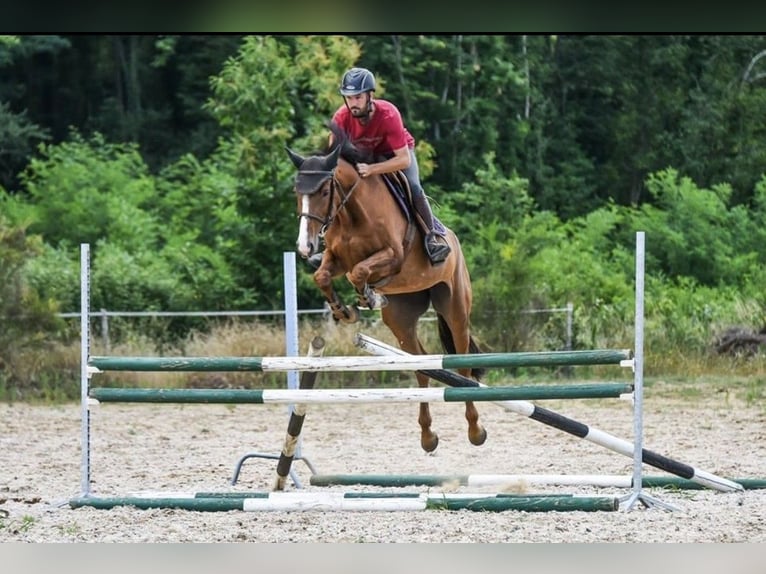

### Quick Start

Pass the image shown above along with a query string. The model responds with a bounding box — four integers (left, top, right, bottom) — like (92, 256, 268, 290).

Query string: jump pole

(354, 333, 743, 494)
(88, 383, 634, 404)
(69, 492, 619, 512)
(309, 473, 766, 490)
(87, 348, 633, 373)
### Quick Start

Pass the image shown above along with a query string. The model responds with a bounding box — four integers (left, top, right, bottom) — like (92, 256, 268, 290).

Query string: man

(314, 66, 451, 266)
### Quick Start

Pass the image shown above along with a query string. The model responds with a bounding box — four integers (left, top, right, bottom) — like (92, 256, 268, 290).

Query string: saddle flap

(382, 172, 414, 221)
(382, 172, 447, 236)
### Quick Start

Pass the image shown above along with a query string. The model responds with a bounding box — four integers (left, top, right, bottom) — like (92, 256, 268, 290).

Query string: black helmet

(339, 67, 376, 96)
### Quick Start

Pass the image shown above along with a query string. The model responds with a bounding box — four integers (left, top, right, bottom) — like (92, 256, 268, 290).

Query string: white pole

(283, 252, 300, 458)
(79, 244, 91, 497)
(624, 231, 677, 510)
(283, 252, 299, 391)
(630, 231, 646, 500)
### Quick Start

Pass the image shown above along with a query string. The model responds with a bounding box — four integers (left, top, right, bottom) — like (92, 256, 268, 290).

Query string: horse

(286, 127, 487, 452)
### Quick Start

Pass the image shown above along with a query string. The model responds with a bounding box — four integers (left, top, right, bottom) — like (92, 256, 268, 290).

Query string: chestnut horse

(286, 130, 487, 452)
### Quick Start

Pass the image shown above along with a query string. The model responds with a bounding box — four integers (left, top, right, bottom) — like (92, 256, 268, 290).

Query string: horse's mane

(325, 121, 374, 165)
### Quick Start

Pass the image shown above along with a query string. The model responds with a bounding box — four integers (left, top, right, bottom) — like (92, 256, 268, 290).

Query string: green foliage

(471, 203, 635, 352)
(21, 243, 80, 311)
(12, 131, 251, 324)
(357, 35, 528, 192)
(205, 36, 301, 308)
(153, 152, 252, 308)
(154, 152, 242, 249)
(631, 168, 752, 286)
(645, 276, 761, 354)
(20, 131, 158, 250)
(443, 152, 533, 244)
(745, 175, 766, 261)
(0, 102, 50, 189)
(470, 210, 563, 351)
(0, 215, 64, 395)
(291, 35, 360, 145)
(204, 35, 363, 309)
(206, 36, 295, 147)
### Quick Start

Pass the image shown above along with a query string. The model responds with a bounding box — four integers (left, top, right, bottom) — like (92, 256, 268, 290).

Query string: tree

(204, 35, 360, 308)
(0, 102, 50, 189)
(0, 214, 62, 390)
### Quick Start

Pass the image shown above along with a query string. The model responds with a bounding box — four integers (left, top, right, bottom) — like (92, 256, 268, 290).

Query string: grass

(0, 514, 36, 535)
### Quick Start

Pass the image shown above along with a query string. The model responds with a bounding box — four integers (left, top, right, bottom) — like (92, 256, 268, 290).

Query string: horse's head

(286, 144, 342, 260)
(286, 144, 340, 194)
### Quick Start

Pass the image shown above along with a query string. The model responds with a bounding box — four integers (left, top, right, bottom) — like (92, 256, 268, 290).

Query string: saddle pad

(382, 173, 447, 237)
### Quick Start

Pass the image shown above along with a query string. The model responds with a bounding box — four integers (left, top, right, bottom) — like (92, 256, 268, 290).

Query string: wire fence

(58, 303, 574, 352)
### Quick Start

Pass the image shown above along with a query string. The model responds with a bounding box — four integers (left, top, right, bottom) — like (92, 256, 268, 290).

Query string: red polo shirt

(332, 99, 416, 157)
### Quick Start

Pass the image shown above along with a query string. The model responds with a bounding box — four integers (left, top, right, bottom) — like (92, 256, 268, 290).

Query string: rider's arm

(358, 145, 410, 177)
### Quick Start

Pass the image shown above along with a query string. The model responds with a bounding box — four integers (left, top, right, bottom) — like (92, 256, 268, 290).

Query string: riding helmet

(339, 67, 376, 96)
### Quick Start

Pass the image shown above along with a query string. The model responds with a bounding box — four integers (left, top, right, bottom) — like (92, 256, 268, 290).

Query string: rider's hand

(357, 163, 372, 177)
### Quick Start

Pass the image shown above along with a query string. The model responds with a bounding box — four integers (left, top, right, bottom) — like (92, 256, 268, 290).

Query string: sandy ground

(2, 380, 765, 543)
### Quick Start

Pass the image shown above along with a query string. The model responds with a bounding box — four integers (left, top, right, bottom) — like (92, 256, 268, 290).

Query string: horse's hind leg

(431, 283, 487, 447)
(413, 371, 438, 452)
(380, 294, 438, 453)
(462, 384, 487, 446)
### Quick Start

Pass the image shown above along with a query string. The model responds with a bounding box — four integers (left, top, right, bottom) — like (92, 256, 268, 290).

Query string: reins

(298, 169, 362, 237)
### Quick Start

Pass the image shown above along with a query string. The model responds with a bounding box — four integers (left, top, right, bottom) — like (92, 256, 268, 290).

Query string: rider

(309, 66, 451, 268)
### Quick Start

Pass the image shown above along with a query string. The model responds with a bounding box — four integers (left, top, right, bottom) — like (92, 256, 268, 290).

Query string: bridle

(297, 168, 361, 237)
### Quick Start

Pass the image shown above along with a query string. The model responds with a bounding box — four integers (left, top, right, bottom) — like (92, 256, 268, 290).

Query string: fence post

(100, 308, 110, 352)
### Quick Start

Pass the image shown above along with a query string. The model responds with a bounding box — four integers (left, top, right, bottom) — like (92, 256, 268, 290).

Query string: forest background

(1, 34, 765, 400)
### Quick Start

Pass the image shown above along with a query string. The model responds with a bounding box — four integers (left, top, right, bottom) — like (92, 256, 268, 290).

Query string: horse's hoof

(368, 292, 388, 309)
(469, 426, 487, 446)
(421, 432, 439, 453)
(359, 286, 388, 310)
(338, 305, 360, 324)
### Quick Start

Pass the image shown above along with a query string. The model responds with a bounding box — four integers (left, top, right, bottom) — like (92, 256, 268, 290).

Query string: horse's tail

(437, 315, 485, 381)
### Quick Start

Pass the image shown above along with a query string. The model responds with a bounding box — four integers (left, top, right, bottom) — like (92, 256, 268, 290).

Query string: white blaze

(296, 195, 311, 257)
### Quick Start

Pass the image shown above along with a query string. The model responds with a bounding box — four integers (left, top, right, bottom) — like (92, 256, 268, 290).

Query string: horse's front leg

(313, 255, 360, 324)
(347, 247, 402, 309)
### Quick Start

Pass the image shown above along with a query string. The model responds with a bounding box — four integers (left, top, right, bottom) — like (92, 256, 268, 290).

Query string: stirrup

(425, 233, 451, 264)
(307, 252, 324, 269)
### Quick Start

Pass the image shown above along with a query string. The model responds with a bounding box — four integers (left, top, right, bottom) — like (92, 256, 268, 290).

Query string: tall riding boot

(412, 193, 451, 264)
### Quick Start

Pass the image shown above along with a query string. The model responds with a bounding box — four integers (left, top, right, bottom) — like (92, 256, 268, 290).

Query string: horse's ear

(285, 147, 305, 169)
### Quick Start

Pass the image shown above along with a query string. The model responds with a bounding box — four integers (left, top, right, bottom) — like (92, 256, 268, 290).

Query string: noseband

(297, 168, 361, 237)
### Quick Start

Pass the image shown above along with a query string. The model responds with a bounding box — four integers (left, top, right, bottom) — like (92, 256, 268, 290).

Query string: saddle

(381, 171, 447, 237)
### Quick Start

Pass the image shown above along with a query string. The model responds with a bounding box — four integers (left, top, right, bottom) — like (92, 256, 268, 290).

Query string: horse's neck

(335, 179, 380, 226)
(335, 163, 395, 226)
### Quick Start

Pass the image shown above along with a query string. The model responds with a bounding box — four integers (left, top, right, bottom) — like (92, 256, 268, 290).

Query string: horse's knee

(313, 270, 332, 289)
